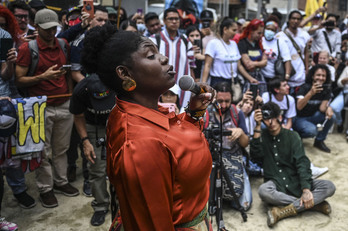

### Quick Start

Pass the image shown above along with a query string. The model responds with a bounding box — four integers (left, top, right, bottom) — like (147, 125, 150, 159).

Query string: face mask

(137, 23, 146, 32)
(264, 29, 275, 41)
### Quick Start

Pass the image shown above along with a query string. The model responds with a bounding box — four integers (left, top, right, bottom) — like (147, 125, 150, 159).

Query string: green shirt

(250, 128, 312, 197)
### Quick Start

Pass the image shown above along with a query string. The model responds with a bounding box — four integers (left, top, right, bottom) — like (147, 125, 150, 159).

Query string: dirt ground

(2, 133, 348, 231)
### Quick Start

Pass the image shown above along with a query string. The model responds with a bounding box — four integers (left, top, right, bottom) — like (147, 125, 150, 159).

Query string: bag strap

(322, 31, 332, 54)
(229, 104, 239, 127)
(28, 38, 68, 77)
(180, 34, 188, 50)
(28, 40, 39, 77)
(284, 29, 305, 65)
(276, 39, 282, 61)
(155, 33, 161, 50)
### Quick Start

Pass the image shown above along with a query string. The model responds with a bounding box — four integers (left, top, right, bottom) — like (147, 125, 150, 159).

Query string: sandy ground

(2, 133, 348, 231)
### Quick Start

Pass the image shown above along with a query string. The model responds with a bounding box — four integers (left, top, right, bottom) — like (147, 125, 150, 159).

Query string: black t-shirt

(237, 38, 263, 68)
(69, 78, 111, 125)
(296, 83, 331, 117)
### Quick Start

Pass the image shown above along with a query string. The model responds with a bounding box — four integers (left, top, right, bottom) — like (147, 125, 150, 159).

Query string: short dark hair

(325, 13, 339, 21)
(94, 5, 108, 14)
(268, 76, 286, 95)
(119, 19, 137, 31)
(144, 12, 158, 24)
(213, 81, 233, 96)
(7, 0, 31, 14)
(305, 64, 331, 84)
(261, 102, 281, 119)
(288, 10, 302, 21)
(164, 7, 179, 20)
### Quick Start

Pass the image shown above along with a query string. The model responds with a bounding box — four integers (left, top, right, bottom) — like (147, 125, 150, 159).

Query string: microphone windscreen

(179, 75, 195, 91)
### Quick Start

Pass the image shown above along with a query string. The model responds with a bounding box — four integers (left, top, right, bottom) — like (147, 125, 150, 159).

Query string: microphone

(178, 75, 204, 95)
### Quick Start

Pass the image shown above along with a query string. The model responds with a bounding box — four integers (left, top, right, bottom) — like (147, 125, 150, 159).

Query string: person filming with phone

(292, 64, 335, 153)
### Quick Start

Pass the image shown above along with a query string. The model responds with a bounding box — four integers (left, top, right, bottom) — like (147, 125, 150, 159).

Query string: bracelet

(285, 74, 290, 78)
(81, 137, 89, 143)
(254, 129, 261, 133)
(184, 102, 206, 121)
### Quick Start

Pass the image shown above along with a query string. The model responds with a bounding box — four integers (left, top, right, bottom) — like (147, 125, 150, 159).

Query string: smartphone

(137, 8, 143, 14)
(202, 21, 210, 28)
(193, 39, 201, 48)
(158, 102, 176, 113)
(322, 83, 331, 91)
(60, 65, 72, 71)
(83, 0, 94, 19)
(0, 38, 13, 61)
(250, 83, 258, 100)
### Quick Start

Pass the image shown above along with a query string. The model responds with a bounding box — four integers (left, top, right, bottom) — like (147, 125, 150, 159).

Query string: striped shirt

(150, 28, 195, 111)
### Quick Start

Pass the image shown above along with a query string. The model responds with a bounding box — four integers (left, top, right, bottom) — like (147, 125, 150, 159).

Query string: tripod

(207, 104, 247, 230)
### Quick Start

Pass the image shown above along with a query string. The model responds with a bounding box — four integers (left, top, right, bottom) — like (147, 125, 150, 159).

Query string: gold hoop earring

(122, 78, 136, 91)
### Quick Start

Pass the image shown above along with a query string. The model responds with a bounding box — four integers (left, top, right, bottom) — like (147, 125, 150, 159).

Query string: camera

(323, 20, 335, 27)
(262, 110, 272, 120)
(204, 125, 232, 141)
(96, 137, 105, 148)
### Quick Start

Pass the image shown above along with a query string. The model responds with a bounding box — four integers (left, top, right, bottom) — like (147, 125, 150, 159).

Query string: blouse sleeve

(109, 138, 177, 231)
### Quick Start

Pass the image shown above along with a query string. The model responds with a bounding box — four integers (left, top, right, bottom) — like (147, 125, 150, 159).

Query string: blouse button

(283, 177, 286, 180)
(276, 162, 279, 165)
(275, 153, 278, 157)
(274, 145, 276, 148)
(286, 185, 289, 188)
(279, 169, 282, 173)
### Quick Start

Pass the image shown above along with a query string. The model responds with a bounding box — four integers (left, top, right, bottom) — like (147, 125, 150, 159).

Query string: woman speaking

(81, 25, 215, 230)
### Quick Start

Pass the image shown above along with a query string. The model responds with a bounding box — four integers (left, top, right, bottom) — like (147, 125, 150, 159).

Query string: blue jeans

(330, 91, 345, 125)
(292, 111, 335, 141)
(5, 167, 27, 195)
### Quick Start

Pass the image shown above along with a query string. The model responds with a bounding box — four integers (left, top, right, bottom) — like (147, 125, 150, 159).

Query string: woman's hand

(189, 83, 215, 111)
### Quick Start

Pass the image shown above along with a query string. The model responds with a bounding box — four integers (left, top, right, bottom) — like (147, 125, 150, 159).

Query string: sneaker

(311, 163, 329, 179)
(54, 183, 79, 197)
(39, 190, 58, 208)
(67, 166, 77, 182)
(83, 180, 92, 197)
(0, 217, 18, 231)
(14, 191, 36, 209)
(90, 210, 108, 226)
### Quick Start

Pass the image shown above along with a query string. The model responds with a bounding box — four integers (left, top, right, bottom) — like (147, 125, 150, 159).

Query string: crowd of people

(0, 0, 346, 230)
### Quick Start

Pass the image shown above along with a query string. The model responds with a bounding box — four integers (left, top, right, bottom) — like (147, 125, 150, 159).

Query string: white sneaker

(311, 163, 329, 179)
(0, 217, 18, 231)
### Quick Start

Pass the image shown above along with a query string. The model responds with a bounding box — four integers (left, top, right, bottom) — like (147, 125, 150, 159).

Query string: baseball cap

(29, 0, 46, 11)
(237, 18, 246, 25)
(86, 74, 116, 112)
(35, 9, 60, 29)
(0, 99, 17, 137)
(200, 10, 213, 21)
(106, 6, 117, 15)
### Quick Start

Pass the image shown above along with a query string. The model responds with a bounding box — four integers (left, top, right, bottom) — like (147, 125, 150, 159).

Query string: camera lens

(262, 110, 272, 120)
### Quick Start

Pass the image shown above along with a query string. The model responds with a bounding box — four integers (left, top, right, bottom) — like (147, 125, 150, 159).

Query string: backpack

(204, 104, 239, 129)
(27, 38, 68, 77)
(155, 32, 188, 51)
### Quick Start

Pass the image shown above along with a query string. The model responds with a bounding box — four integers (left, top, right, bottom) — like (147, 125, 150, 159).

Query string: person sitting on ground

(292, 64, 335, 153)
(250, 102, 336, 227)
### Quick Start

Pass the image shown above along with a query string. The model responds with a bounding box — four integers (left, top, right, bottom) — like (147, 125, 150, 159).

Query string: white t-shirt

(205, 38, 241, 79)
(262, 92, 297, 123)
(327, 64, 336, 82)
(277, 28, 311, 87)
(261, 37, 291, 79)
(245, 111, 256, 136)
